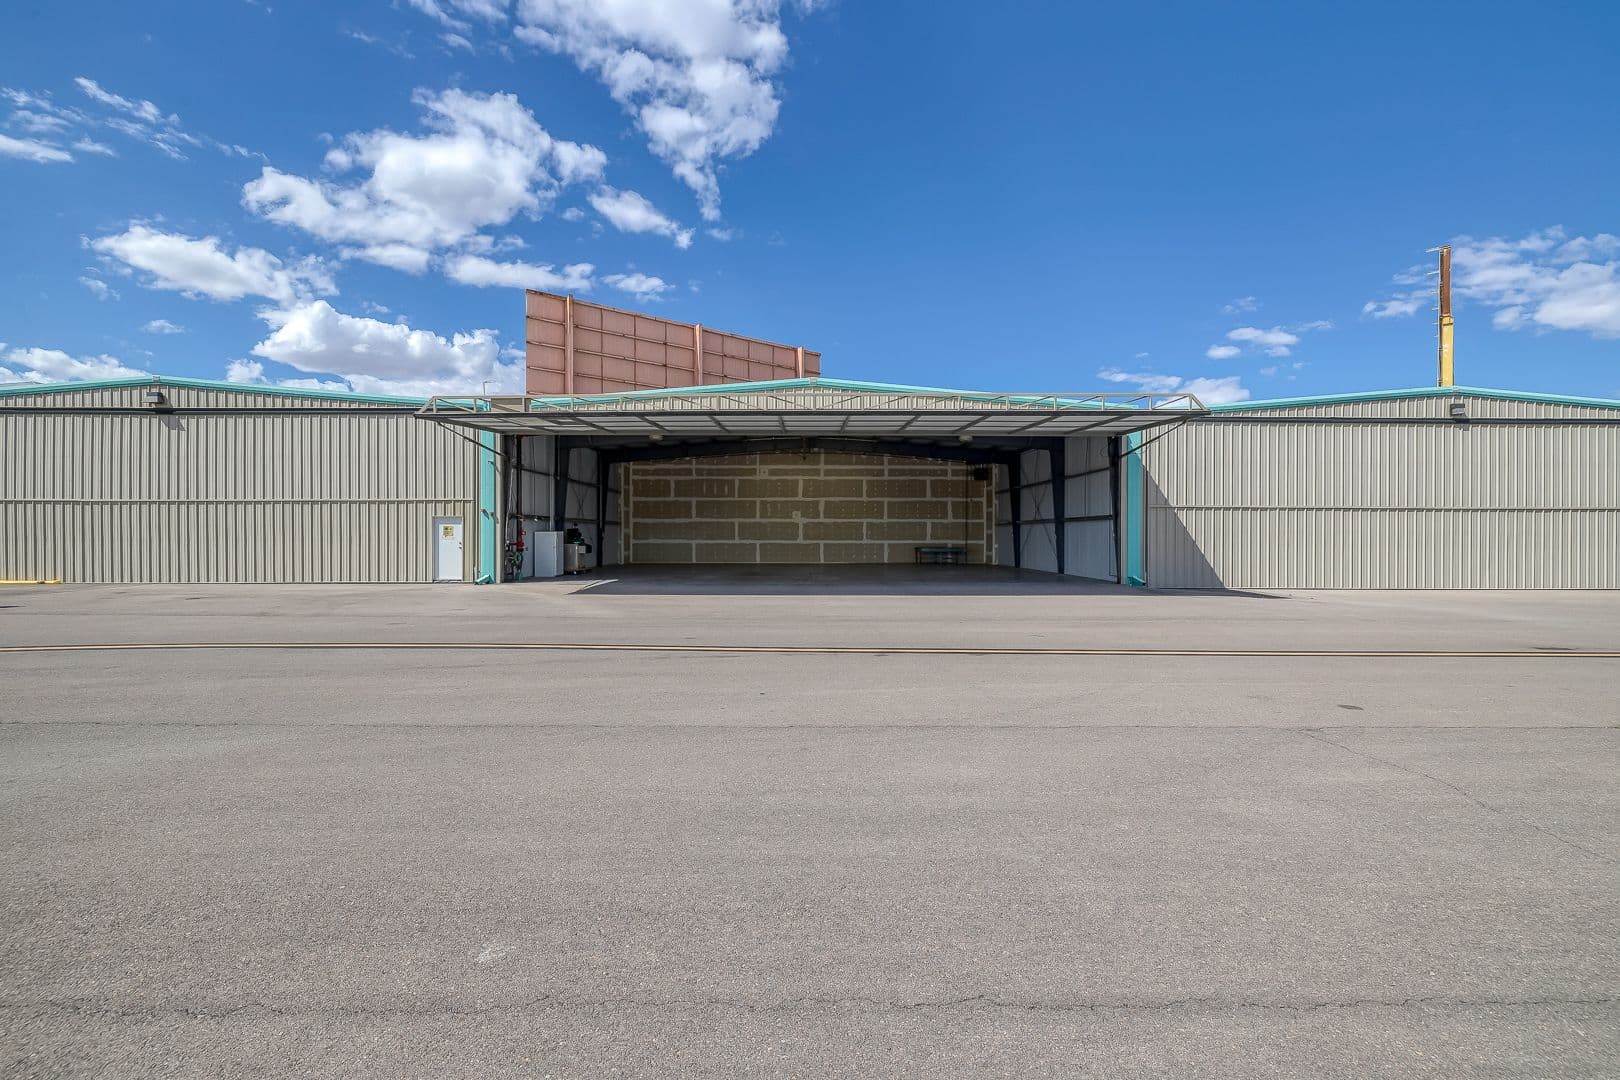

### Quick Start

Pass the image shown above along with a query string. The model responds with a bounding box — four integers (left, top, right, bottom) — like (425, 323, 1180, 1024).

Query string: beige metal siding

(1, 391, 478, 583)
(1141, 398, 1620, 589)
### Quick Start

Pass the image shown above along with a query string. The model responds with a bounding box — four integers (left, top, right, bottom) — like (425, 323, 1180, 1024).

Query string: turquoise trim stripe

(0, 374, 428, 406)
(1210, 384, 1620, 412)
(526, 376, 1118, 410)
(9, 374, 1617, 412)
(1122, 431, 1146, 587)
(475, 431, 499, 584)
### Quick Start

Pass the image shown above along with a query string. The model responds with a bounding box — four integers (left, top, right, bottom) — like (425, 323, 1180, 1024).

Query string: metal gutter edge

(1210, 385, 1620, 413)
(0, 374, 427, 406)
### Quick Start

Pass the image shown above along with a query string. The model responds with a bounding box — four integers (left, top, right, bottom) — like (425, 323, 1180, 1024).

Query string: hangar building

(2, 290, 1616, 588)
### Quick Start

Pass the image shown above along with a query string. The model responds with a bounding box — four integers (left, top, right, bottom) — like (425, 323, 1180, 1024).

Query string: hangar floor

(550, 563, 1125, 595)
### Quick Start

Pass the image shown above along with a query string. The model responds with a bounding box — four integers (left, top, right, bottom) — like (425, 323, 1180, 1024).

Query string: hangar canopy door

(416, 377, 1205, 578)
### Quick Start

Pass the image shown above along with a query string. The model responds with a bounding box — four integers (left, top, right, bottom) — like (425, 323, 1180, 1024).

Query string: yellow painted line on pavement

(0, 642, 1617, 659)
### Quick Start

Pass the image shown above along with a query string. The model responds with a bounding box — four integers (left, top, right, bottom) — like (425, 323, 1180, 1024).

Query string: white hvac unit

(525, 529, 565, 579)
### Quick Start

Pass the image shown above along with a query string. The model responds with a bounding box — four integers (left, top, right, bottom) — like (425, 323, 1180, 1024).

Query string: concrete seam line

(3, 642, 1620, 658)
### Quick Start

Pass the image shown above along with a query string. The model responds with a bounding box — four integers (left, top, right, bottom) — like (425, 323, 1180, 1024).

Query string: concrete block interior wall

(623, 452, 995, 564)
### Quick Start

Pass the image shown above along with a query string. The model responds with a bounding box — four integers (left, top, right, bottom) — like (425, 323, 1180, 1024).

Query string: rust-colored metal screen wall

(622, 452, 994, 564)
(525, 290, 820, 395)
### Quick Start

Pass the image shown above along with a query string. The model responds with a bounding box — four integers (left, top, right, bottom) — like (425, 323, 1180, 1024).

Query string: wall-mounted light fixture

(143, 388, 166, 406)
(1448, 401, 1468, 422)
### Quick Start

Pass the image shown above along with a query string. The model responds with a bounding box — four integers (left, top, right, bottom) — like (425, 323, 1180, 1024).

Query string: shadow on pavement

(539, 564, 1288, 599)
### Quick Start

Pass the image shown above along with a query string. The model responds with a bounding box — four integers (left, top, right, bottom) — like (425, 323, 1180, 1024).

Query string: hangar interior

(421, 379, 1203, 580)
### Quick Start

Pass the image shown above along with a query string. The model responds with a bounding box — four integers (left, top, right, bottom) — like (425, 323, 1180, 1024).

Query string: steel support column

(1008, 454, 1023, 569)
(552, 438, 572, 531)
(595, 449, 608, 555)
(1107, 435, 1123, 584)
(1048, 441, 1066, 575)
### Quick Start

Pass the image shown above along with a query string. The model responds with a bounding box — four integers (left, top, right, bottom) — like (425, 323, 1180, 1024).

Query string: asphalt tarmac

(2, 576, 1616, 1077)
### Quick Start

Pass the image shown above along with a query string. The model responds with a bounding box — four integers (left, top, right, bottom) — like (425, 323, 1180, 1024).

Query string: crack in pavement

(5, 994, 1617, 1022)
(1297, 729, 1618, 866)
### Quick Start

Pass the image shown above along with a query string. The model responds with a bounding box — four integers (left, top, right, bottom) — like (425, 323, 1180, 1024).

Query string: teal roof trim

(1210, 385, 1620, 413)
(0, 374, 427, 406)
(526, 376, 1118, 410)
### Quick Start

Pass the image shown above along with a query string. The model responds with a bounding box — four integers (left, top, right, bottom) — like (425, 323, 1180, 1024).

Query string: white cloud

(1363, 229, 1620, 339)
(143, 319, 186, 334)
(511, 0, 809, 220)
(226, 359, 266, 384)
(1451, 228, 1620, 339)
(602, 271, 670, 299)
(1222, 296, 1259, 314)
(243, 88, 604, 265)
(79, 275, 118, 300)
(443, 32, 475, 51)
(0, 133, 73, 163)
(1098, 367, 1250, 405)
(0, 345, 150, 385)
(1362, 295, 1426, 319)
(224, 359, 350, 393)
(1225, 325, 1301, 356)
(452, 0, 511, 20)
(91, 224, 336, 304)
(74, 76, 169, 126)
(3, 80, 252, 162)
(560, 206, 585, 222)
(345, 243, 433, 274)
(1098, 369, 1181, 394)
(1179, 376, 1250, 404)
(1210, 320, 1328, 360)
(9, 109, 71, 134)
(247, 301, 523, 396)
(407, 0, 507, 29)
(345, 28, 416, 59)
(72, 76, 222, 160)
(444, 253, 594, 291)
(407, 0, 466, 28)
(587, 186, 693, 247)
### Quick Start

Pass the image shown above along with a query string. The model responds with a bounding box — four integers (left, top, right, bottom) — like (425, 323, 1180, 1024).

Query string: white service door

(432, 517, 464, 581)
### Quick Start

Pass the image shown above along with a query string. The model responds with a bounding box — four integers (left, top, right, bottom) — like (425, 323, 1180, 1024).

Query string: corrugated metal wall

(1139, 395, 1620, 589)
(1, 384, 480, 583)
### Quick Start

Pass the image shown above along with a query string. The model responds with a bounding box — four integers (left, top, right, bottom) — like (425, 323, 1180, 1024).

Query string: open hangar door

(416, 378, 1203, 581)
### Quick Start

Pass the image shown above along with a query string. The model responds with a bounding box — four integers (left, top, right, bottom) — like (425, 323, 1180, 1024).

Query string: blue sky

(2, 1, 1617, 403)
